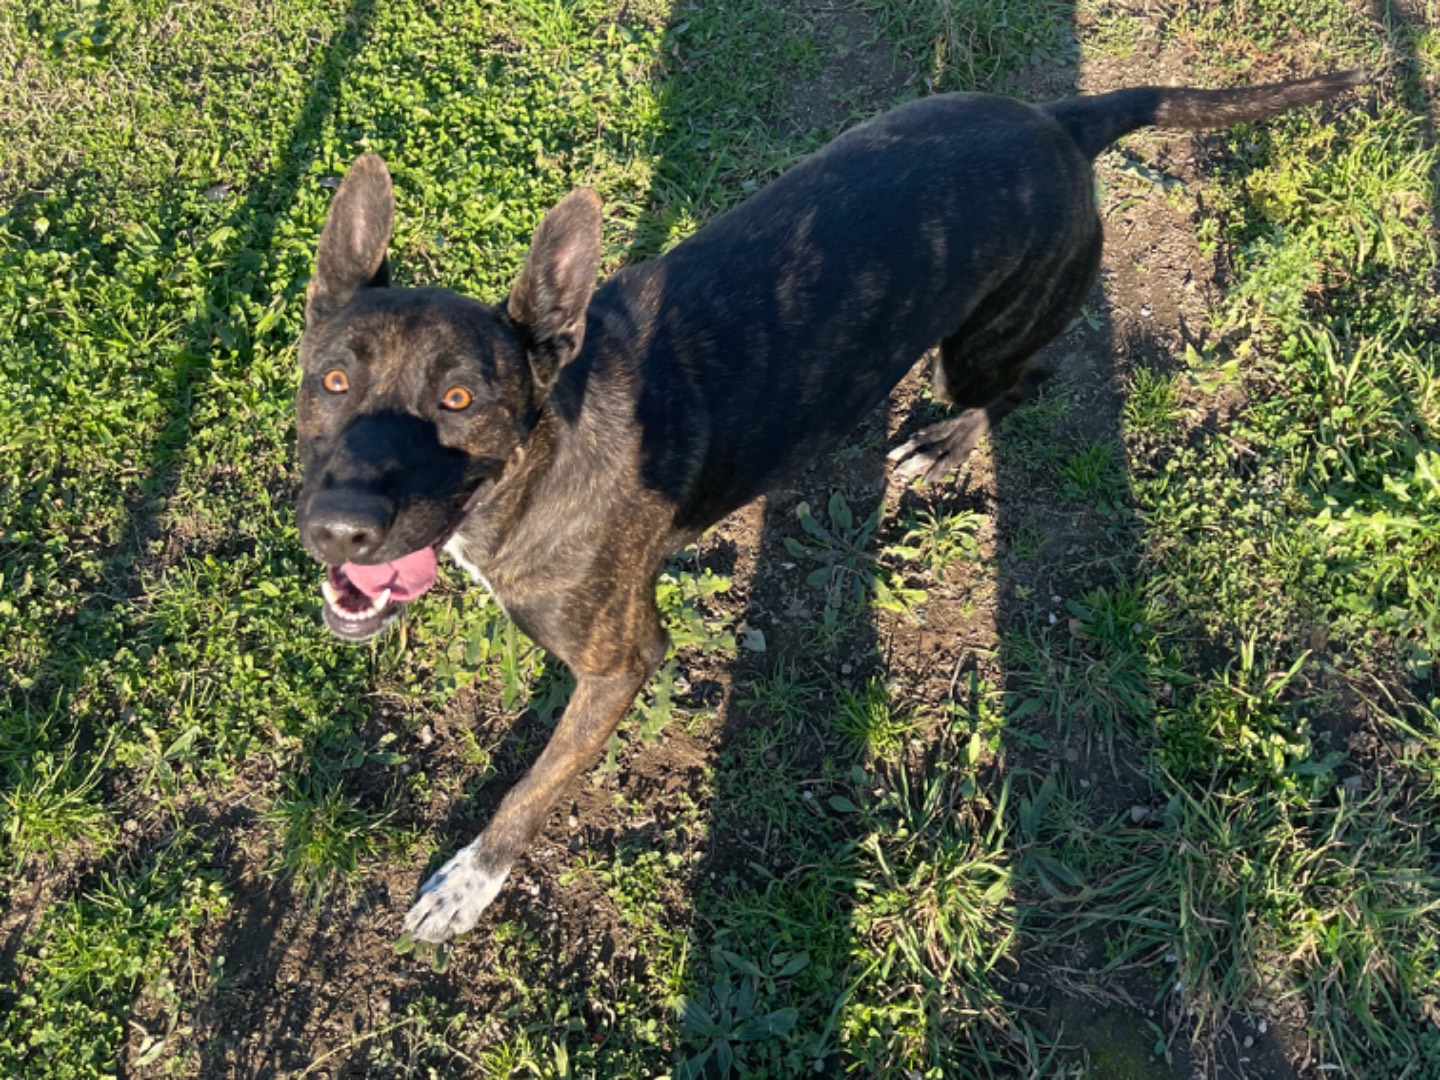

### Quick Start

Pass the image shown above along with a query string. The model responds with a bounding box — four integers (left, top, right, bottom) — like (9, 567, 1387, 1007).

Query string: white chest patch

(442, 536, 506, 614)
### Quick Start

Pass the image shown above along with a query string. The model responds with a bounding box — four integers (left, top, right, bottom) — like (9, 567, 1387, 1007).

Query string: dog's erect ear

(506, 188, 602, 387)
(306, 153, 394, 324)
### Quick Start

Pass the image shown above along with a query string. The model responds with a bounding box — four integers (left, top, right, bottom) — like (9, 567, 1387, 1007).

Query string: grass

(830, 678, 921, 760)
(2, 0, 1439, 1076)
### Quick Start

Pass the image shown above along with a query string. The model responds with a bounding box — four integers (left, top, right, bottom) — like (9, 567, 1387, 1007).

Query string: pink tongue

(341, 548, 438, 602)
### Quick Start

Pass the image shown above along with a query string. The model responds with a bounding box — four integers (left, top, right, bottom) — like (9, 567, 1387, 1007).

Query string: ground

(1, 0, 1438, 1077)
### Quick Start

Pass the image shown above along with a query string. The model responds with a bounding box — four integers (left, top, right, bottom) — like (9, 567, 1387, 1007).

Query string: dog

(294, 70, 1361, 943)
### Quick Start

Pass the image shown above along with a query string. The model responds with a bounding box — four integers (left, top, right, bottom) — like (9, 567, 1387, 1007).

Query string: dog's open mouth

(314, 477, 497, 642)
(321, 547, 439, 641)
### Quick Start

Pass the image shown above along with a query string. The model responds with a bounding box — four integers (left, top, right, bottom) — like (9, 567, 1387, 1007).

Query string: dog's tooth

(321, 578, 341, 608)
(351, 588, 391, 620)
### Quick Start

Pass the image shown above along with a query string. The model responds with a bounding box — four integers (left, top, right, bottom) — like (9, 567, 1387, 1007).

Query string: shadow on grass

(3, 0, 378, 737)
(0, 0, 383, 1069)
(606, 0, 1167, 1074)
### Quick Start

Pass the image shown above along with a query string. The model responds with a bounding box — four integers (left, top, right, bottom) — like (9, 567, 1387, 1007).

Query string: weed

(347, 996, 486, 1077)
(740, 659, 823, 726)
(786, 492, 927, 628)
(1058, 441, 1125, 504)
(656, 561, 736, 655)
(674, 949, 805, 1079)
(999, 385, 1074, 463)
(1123, 364, 1184, 437)
(887, 505, 984, 575)
(1007, 523, 1045, 562)
(1, 731, 115, 870)
(841, 756, 1017, 1073)
(0, 838, 227, 1078)
(830, 678, 920, 761)
(860, 0, 1076, 91)
(263, 776, 408, 902)
(1004, 584, 1163, 744)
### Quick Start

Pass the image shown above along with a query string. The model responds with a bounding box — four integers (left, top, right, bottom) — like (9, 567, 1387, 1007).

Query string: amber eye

(441, 386, 473, 411)
(321, 369, 349, 393)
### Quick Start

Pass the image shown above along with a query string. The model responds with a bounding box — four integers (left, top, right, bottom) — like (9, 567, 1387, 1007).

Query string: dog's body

(294, 72, 1360, 942)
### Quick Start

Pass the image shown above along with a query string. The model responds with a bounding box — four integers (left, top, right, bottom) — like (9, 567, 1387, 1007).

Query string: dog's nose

(305, 496, 393, 563)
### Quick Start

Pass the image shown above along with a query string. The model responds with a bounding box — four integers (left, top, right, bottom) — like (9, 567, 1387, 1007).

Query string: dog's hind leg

(889, 362, 1054, 483)
(889, 228, 1102, 484)
(402, 594, 668, 944)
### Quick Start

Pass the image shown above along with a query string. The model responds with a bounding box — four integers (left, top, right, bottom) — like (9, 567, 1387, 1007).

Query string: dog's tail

(1042, 70, 1365, 160)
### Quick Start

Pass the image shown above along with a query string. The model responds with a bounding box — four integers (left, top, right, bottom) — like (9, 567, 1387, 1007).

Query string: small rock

(840, 662, 853, 675)
(1079, 778, 1090, 788)
(568, 814, 579, 829)
(418, 724, 435, 746)
(1130, 805, 1149, 824)
(1243, 1036, 1254, 1049)
(1258, 1019, 1268, 1034)
(1140, 303, 1153, 317)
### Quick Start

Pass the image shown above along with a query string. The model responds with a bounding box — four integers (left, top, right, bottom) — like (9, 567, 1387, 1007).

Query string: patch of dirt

(782, 3, 914, 131)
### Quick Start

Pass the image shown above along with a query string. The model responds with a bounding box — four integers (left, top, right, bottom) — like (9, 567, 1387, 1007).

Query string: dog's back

(580, 93, 1097, 528)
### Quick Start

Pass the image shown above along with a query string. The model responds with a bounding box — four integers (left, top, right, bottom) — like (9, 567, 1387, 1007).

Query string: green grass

(830, 678, 921, 760)
(887, 504, 985, 575)
(2, 0, 1439, 1076)
(262, 774, 411, 902)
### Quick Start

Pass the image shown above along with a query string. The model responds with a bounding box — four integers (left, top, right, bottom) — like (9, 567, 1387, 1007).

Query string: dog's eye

(441, 386, 473, 411)
(321, 369, 349, 394)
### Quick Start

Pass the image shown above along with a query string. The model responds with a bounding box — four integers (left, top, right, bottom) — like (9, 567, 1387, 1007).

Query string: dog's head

(295, 154, 602, 640)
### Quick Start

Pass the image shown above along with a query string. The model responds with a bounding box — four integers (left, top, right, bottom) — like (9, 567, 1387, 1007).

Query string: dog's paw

(888, 411, 990, 484)
(401, 843, 511, 944)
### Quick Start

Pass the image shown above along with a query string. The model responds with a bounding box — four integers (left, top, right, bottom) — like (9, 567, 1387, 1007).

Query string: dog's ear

(306, 153, 394, 324)
(506, 188, 602, 387)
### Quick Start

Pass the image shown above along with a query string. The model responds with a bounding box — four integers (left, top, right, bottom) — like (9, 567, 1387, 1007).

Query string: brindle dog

(295, 71, 1360, 943)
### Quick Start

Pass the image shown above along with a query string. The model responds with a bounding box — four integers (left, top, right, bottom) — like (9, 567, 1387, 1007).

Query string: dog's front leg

(401, 667, 649, 943)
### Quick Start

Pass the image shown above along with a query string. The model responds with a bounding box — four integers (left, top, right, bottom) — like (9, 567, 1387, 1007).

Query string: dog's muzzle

(313, 477, 497, 642)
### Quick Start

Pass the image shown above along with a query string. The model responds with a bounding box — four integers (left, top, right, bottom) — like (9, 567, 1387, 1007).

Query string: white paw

(401, 843, 510, 943)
